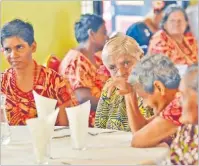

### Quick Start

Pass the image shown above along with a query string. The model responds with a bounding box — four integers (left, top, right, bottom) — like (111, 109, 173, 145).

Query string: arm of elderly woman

(125, 89, 178, 147)
(107, 77, 178, 147)
(131, 116, 178, 148)
(125, 92, 148, 131)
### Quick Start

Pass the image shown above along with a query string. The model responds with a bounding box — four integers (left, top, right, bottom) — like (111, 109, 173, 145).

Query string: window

(81, 1, 93, 14)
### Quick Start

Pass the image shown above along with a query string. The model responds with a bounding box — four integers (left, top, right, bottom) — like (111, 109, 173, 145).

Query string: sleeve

(184, 32, 198, 63)
(74, 58, 103, 98)
(53, 72, 78, 107)
(169, 125, 198, 165)
(160, 97, 182, 126)
(94, 79, 111, 129)
(1, 72, 8, 95)
(126, 23, 140, 42)
(148, 33, 171, 56)
(148, 31, 185, 64)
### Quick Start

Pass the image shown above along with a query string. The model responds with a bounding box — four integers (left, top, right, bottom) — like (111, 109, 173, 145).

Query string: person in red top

(148, 4, 198, 65)
(59, 14, 110, 127)
(107, 54, 182, 147)
(0, 19, 77, 126)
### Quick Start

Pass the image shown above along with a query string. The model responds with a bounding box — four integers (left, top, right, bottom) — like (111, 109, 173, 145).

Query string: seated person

(95, 34, 154, 131)
(0, 19, 77, 126)
(165, 64, 198, 165)
(109, 54, 182, 147)
(126, 0, 176, 54)
(148, 4, 198, 65)
(59, 14, 110, 127)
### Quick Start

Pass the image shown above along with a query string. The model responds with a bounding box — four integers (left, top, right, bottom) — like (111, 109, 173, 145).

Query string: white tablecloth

(1, 126, 169, 165)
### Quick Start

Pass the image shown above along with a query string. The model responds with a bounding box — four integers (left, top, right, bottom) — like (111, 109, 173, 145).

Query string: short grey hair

(160, 4, 190, 33)
(128, 54, 181, 93)
(184, 63, 198, 92)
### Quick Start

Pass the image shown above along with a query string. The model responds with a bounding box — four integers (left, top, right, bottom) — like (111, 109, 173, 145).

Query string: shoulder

(40, 65, 64, 81)
(149, 30, 169, 50)
(1, 68, 13, 93)
(127, 22, 146, 29)
(160, 95, 182, 126)
(126, 22, 146, 35)
(1, 68, 13, 81)
(184, 32, 198, 45)
(151, 30, 168, 40)
(1, 68, 13, 83)
(61, 49, 83, 64)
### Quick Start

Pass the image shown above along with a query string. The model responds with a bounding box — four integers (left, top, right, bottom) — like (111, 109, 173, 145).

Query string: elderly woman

(165, 64, 198, 165)
(126, 0, 176, 54)
(107, 53, 183, 147)
(0, 19, 77, 126)
(148, 4, 198, 65)
(95, 34, 154, 131)
(59, 14, 109, 127)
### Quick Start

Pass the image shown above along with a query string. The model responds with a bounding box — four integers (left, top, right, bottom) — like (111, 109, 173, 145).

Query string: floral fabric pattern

(163, 125, 198, 165)
(148, 30, 198, 65)
(1, 62, 77, 125)
(59, 50, 110, 127)
(160, 96, 182, 126)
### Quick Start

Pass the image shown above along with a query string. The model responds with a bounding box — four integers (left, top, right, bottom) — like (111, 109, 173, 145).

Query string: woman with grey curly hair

(148, 4, 198, 65)
(108, 53, 183, 147)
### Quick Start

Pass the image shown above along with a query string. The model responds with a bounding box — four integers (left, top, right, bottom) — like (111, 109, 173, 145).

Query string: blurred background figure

(148, 4, 198, 65)
(164, 64, 198, 165)
(59, 14, 109, 127)
(126, 1, 176, 54)
(186, 1, 199, 44)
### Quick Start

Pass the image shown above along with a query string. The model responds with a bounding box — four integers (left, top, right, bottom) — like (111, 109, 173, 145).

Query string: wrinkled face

(135, 84, 160, 114)
(107, 54, 138, 79)
(92, 23, 108, 51)
(164, 10, 187, 36)
(2, 36, 36, 70)
(179, 79, 198, 124)
(134, 80, 167, 114)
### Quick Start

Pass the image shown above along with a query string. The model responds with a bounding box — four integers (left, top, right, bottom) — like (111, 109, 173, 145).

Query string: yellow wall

(0, 0, 81, 71)
(190, 0, 199, 5)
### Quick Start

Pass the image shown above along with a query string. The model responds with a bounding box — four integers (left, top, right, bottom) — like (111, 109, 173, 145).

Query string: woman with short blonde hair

(95, 34, 153, 131)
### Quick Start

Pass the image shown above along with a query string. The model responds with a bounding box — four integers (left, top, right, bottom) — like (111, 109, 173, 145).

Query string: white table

(1, 126, 169, 165)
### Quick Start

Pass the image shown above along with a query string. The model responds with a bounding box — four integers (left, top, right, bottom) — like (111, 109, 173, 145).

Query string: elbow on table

(131, 134, 154, 148)
(131, 136, 144, 148)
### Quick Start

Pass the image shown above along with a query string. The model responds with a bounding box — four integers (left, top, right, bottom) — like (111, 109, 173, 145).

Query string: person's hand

(106, 76, 133, 97)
